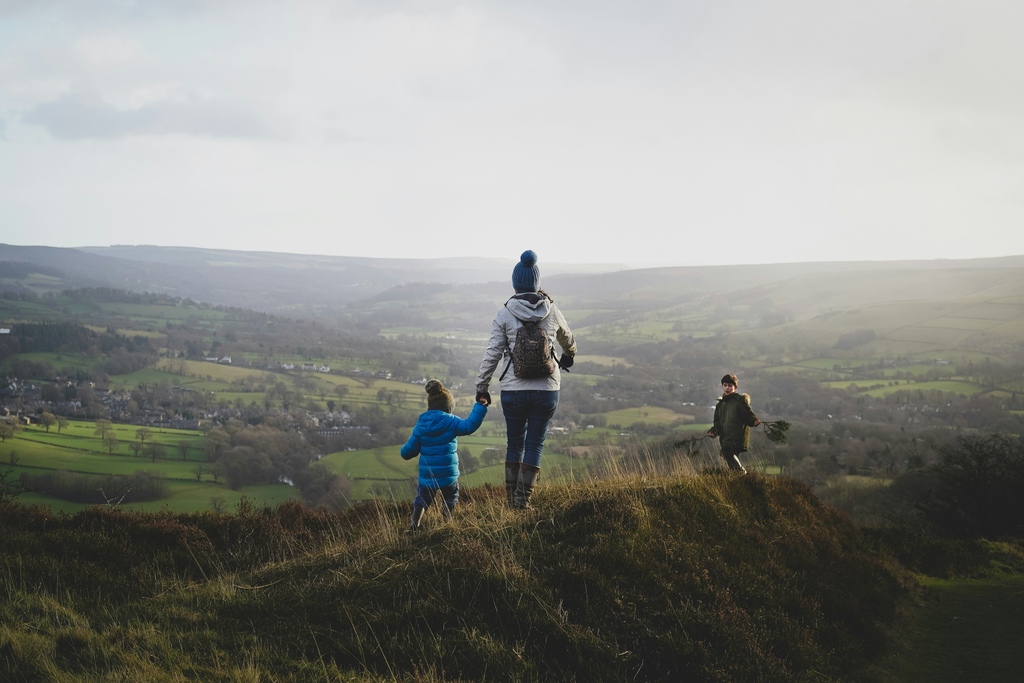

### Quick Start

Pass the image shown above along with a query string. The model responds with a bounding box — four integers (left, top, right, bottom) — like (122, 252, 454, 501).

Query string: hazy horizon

(2, 1, 1022, 268)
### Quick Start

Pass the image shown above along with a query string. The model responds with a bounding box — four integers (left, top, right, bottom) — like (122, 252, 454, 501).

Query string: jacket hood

(505, 293, 551, 323)
(418, 410, 457, 437)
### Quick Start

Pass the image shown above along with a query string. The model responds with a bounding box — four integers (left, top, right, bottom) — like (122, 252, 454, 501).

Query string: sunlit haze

(2, 1, 1022, 268)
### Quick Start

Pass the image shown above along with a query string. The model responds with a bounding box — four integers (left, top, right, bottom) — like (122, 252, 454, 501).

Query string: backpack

(501, 318, 557, 380)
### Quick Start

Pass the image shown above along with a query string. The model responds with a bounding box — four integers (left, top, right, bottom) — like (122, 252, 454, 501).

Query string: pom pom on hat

(511, 249, 540, 292)
(425, 378, 455, 413)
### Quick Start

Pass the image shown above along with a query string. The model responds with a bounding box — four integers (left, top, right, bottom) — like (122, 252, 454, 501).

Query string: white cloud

(1, 0, 1023, 266)
(23, 92, 281, 139)
(71, 33, 143, 68)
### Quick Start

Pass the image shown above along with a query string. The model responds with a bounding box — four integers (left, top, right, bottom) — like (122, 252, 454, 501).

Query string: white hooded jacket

(476, 292, 576, 393)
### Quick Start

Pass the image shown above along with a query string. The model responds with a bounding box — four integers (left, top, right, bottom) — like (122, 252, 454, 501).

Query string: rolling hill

(5, 243, 1024, 376)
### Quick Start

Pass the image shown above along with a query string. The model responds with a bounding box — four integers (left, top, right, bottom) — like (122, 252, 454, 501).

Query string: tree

(94, 419, 114, 439)
(915, 433, 1024, 538)
(176, 441, 191, 460)
(135, 427, 152, 445)
(56, 416, 69, 433)
(294, 463, 352, 510)
(39, 411, 56, 433)
(218, 445, 269, 490)
(459, 447, 479, 475)
(40, 382, 60, 402)
(203, 428, 230, 462)
(0, 419, 21, 443)
(102, 432, 120, 455)
(147, 443, 167, 463)
(481, 448, 503, 467)
(0, 452, 23, 502)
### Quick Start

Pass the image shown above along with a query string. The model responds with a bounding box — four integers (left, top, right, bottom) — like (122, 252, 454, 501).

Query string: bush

(20, 470, 168, 504)
(915, 434, 1024, 538)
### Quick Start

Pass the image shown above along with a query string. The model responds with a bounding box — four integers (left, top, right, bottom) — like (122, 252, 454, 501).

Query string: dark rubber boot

(504, 461, 521, 508)
(514, 465, 540, 509)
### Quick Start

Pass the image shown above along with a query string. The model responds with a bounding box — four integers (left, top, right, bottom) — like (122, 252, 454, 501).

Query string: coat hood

(505, 293, 551, 323)
(416, 410, 460, 437)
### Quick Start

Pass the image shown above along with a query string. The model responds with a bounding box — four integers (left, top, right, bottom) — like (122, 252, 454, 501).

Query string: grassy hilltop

(0, 467, 913, 682)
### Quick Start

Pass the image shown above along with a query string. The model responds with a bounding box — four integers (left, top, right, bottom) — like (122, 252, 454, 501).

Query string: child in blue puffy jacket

(401, 379, 487, 531)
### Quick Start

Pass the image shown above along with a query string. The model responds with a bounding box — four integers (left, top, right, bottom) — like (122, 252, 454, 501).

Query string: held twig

(760, 420, 791, 444)
(673, 434, 711, 458)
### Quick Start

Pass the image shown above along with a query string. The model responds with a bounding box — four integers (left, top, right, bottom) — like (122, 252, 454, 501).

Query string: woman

(476, 250, 577, 509)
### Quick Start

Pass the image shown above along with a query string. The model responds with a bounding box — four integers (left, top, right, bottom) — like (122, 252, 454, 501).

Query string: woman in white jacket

(475, 250, 577, 509)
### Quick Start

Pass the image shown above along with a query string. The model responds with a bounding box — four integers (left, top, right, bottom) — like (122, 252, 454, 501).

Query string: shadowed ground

(874, 574, 1024, 682)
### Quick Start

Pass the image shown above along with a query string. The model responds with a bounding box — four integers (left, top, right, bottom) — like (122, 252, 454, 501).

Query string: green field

(823, 379, 987, 398)
(578, 355, 632, 367)
(95, 301, 231, 323)
(791, 357, 856, 370)
(600, 406, 696, 426)
(0, 297, 68, 319)
(9, 417, 536, 510)
(12, 422, 204, 463)
(2, 420, 296, 511)
(1, 351, 103, 373)
(862, 380, 987, 398)
(17, 481, 299, 514)
(131, 360, 436, 414)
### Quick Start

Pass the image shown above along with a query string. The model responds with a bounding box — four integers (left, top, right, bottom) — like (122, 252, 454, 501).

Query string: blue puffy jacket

(401, 403, 487, 488)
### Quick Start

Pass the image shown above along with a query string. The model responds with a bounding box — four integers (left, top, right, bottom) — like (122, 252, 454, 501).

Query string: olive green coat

(712, 392, 759, 454)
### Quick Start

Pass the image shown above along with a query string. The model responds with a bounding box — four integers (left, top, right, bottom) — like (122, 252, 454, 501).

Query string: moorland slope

(0, 471, 911, 682)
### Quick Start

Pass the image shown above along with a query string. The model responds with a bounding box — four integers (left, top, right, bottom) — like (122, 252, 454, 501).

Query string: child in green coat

(707, 373, 760, 473)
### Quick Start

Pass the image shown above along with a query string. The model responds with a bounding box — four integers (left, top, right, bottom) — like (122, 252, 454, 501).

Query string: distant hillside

(365, 255, 1024, 362)
(5, 244, 1024, 358)
(0, 243, 620, 313)
(549, 255, 1024, 312)
(349, 254, 1024, 323)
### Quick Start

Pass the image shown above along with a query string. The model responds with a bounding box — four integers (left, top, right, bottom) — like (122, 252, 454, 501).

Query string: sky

(1, 0, 1022, 268)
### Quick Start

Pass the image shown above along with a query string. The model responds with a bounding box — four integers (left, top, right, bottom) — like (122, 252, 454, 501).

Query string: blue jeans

(501, 390, 559, 469)
(414, 482, 459, 512)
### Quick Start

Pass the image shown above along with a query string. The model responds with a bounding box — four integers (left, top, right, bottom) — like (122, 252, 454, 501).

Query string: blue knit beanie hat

(511, 250, 540, 292)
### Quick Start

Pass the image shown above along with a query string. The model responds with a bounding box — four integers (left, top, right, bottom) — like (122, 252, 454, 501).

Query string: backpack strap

(498, 300, 519, 381)
(498, 355, 514, 382)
